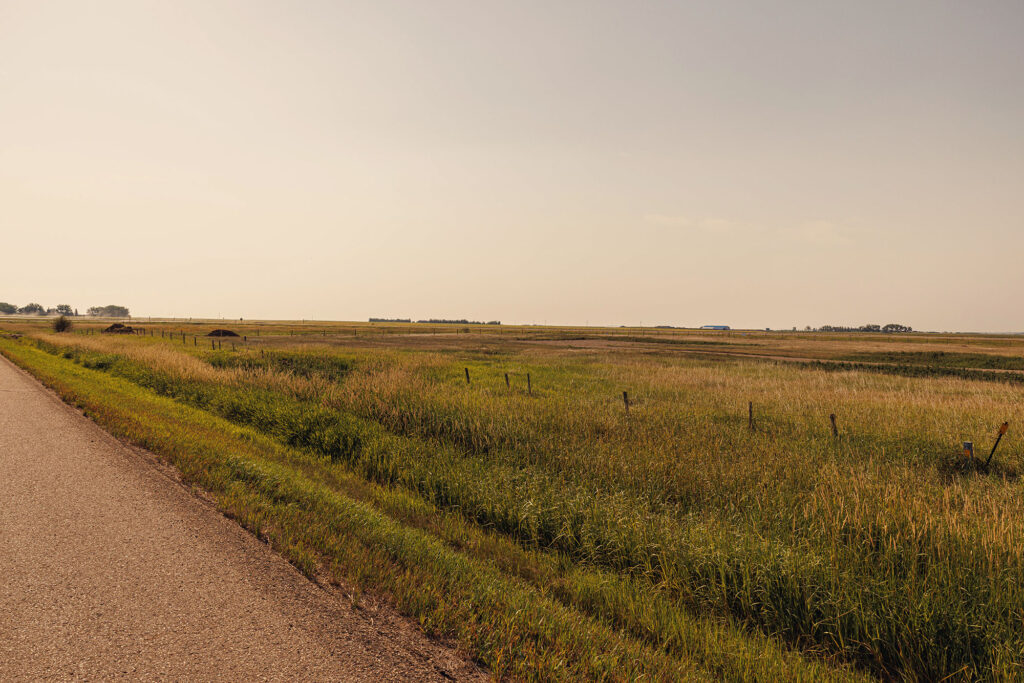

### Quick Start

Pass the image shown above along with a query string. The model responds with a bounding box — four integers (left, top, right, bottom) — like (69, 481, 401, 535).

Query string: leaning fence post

(984, 422, 1010, 469)
(830, 413, 839, 438)
(505, 373, 510, 389)
(465, 367, 471, 385)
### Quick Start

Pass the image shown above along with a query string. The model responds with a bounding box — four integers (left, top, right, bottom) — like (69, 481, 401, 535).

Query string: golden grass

(8, 321, 1024, 679)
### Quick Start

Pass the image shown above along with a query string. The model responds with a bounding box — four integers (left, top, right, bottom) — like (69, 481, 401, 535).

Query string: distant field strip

(4, 325, 1024, 680)
(837, 351, 1024, 370)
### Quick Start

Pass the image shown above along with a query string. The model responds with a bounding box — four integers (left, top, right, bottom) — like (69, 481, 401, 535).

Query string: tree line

(816, 323, 913, 333)
(369, 318, 502, 325)
(0, 302, 130, 317)
(416, 319, 501, 325)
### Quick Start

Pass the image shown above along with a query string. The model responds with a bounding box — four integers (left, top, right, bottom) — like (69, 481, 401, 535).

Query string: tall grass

(9, 328, 1024, 680)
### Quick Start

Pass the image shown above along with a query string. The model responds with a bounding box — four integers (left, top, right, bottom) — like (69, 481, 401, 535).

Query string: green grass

(208, 348, 354, 381)
(5, 324, 1024, 680)
(837, 351, 1024, 370)
(0, 335, 855, 681)
(801, 359, 1024, 385)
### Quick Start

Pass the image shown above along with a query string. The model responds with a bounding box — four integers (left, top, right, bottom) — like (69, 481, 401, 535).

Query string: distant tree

(882, 323, 912, 333)
(18, 303, 45, 315)
(55, 304, 74, 316)
(87, 305, 130, 318)
(52, 315, 72, 333)
(0, 302, 16, 315)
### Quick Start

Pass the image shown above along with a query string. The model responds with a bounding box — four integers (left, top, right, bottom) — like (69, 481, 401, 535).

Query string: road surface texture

(0, 355, 486, 682)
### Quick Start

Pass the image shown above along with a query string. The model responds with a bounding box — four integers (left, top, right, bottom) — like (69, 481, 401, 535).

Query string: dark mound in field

(207, 329, 240, 337)
(102, 323, 135, 334)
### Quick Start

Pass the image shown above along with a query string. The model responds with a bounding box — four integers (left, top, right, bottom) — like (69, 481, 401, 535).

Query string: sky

(1, 1, 1022, 331)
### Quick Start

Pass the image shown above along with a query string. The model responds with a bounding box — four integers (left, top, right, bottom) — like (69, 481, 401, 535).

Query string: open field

(3, 319, 1024, 680)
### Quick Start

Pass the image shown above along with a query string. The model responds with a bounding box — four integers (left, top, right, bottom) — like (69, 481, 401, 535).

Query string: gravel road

(0, 355, 486, 681)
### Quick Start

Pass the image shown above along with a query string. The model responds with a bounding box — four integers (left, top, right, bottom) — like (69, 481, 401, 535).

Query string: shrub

(52, 315, 72, 333)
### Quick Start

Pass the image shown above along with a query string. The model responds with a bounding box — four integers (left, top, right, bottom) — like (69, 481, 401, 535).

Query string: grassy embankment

(0, 333, 848, 681)
(3, 324, 1024, 680)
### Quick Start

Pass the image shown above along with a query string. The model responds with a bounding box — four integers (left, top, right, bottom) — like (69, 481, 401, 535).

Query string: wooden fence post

(623, 391, 629, 415)
(748, 401, 754, 431)
(984, 422, 1010, 469)
(830, 413, 839, 438)
(505, 373, 510, 389)
(465, 368, 471, 385)
(527, 373, 532, 395)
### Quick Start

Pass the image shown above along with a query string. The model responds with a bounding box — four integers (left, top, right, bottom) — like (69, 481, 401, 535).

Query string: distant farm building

(701, 325, 731, 330)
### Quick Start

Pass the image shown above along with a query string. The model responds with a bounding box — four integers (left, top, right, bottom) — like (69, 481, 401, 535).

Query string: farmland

(2, 319, 1024, 680)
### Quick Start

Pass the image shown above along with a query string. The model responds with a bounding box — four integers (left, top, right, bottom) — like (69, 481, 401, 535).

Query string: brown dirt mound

(103, 323, 135, 334)
(207, 329, 240, 338)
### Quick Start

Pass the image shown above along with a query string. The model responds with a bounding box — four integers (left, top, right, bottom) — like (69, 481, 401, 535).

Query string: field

(3, 319, 1024, 680)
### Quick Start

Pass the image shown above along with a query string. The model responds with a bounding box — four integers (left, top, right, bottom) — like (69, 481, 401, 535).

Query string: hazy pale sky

(2, 1, 1022, 330)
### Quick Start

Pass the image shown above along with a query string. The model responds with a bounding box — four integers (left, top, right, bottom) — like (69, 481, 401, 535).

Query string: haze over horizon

(2, 1, 1022, 332)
